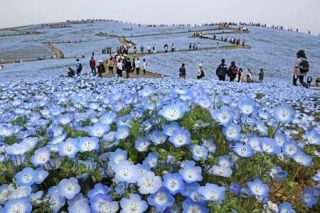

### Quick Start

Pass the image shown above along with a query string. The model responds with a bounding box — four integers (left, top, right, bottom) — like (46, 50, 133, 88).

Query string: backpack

(230, 66, 238, 77)
(217, 64, 227, 77)
(299, 59, 309, 73)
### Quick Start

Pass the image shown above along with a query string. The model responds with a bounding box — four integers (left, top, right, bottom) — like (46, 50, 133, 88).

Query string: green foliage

(11, 116, 26, 127)
(63, 125, 88, 138)
(0, 161, 16, 185)
(4, 135, 19, 145)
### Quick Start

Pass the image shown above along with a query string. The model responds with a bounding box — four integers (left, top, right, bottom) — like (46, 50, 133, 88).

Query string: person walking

(197, 64, 205, 79)
(89, 56, 96, 76)
(97, 60, 106, 77)
(136, 58, 141, 75)
(108, 56, 115, 74)
(76, 59, 82, 76)
(258, 69, 264, 83)
(164, 44, 168, 53)
(179, 64, 186, 79)
(227, 61, 238, 82)
(116, 59, 123, 77)
(238, 68, 243, 82)
(216, 59, 228, 81)
(293, 50, 309, 88)
(142, 59, 148, 75)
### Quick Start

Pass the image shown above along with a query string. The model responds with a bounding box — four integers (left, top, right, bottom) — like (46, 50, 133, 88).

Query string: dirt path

(42, 42, 65, 59)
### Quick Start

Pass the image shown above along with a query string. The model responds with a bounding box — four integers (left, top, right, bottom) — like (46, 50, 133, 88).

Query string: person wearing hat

(197, 64, 205, 79)
(97, 60, 106, 77)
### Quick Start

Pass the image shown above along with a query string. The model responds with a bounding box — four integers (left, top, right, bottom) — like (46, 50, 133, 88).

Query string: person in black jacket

(216, 59, 228, 81)
(97, 60, 106, 77)
(179, 64, 186, 79)
(227, 61, 238, 82)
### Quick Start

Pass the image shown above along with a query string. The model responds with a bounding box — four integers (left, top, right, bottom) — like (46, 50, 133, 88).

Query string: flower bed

(0, 77, 319, 212)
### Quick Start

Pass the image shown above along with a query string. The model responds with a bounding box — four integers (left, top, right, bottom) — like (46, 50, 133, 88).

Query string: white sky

(0, 0, 319, 34)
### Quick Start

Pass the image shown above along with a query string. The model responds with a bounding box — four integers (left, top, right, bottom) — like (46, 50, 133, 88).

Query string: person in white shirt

(147, 44, 151, 54)
(197, 64, 205, 79)
(135, 58, 141, 75)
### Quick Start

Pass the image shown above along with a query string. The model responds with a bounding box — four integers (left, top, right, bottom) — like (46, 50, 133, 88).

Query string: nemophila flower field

(0, 76, 319, 212)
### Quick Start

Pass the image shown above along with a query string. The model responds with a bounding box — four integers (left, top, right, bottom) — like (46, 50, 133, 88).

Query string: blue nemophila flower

(137, 171, 162, 194)
(208, 165, 233, 178)
(90, 194, 119, 213)
(198, 183, 226, 202)
(283, 140, 301, 157)
(109, 148, 128, 165)
(58, 177, 81, 200)
(256, 121, 268, 135)
(238, 96, 257, 116)
(179, 161, 203, 183)
(147, 188, 175, 212)
(87, 183, 110, 200)
(248, 136, 263, 152)
(34, 168, 49, 184)
(302, 188, 319, 208)
(202, 139, 216, 153)
(279, 202, 296, 213)
(99, 112, 116, 125)
(312, 169, 320, 183)
(30, 147, 51, 166)
(158, 102, 188, 121)
(180, 182, 201, 201)
(190, 145, 208, 161)
(78, 137, 99, 152)
(182, 198, 209, 213)
(9, 186, 32, 200)
(193, 94, 214, 109)
(223, 123, 241, 142)
(147, 130, 167, 145)
(247, 179, 269, 199)
(274, 132, 288, 147)
(211, 106, 235, 126)
(68, 193, 91, 213)
(58, 138, 79, 159)
(88, 122, 110, 137)
(57, 114, 73, 125)
(143, 152, 158, 168)
(113, 160, 139, 183)
(168, 127, 191, 148)
(135, 137, 151, 152)
(4, 197, 32, 213)
(292, 152, 312, 167)
(230, 183, 242, 196)
(163, 173, 186, 195)
(217, 155, 234, 168)
(114, 182, 127, 196)
(115, 125, 130, 141)
(15, 167, 37, 186)
(120, 194, 148, 213)
(260, 137, 281, 155)
(233, 143, 254, 158)
(306, 129, 320, 145)
(163, 122, 181, 136)
(5, 142, 28, 156)
(270, 166, 288, 182)
(274, 104, 295, 124)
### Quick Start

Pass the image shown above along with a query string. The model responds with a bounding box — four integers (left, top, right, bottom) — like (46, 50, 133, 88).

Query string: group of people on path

(179, 59, 264, 83)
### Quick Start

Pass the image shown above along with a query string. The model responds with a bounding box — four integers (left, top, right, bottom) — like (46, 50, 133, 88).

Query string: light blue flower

(8, 186, 32, 199)
(208, 165, 233, 178)
(147, 130, 167, 145)
(143, 152, 158, 168)
(90, 194, 119, 213)
(163, 173, 186, 195)
(163, 122, 180, 136)
(179, 163, 203, 183)
(311, 169, 320, 183)
(238, 96, 257, 116)
(211, 106, 235, 126)
(260, 137, 281, 155)
(283, 140, 301, 157)
(168, 127, 191, 148)
(147, 188, 175, 212)
(223, 123, 241, 142)
(100, 111, 117, 125)
(115, 125, 130, 141)
(293, 152, 312, 167)
(274, 104, 295, 124)
(306, 129, 320, 145)
(233, 143, 254, 158)
(190, 145, 208, 161)
(30, 147, 51, 166)
(279, 202, 296, 213)
(135, 137, 151, 152)
(4, 197, 32, 213)
(34, 168, 49, 184)
(247, 179, 269, 199)
(120, 194, 148, 213)
(217, 155, 234, 168)
(58, 177, 81, 200)
(269, 166, 288, 182)
(202, 139, 216, 153)
(137, 171, 162, 194)
(274, 132, 288, 147)
(109, 148, 128, 165)
(87, 183, 110, 200)
(113, 160, 139, 184)
(88, 122, 110, 137)
(158, 102, 187, 121)
(15, 167, 37, 186)
(78, 137, 99, 152)
(198, 183, 226, 202)
(302, 188, 319, 208)
(182, 198, 209, 213)
(58, 138, 79, 159)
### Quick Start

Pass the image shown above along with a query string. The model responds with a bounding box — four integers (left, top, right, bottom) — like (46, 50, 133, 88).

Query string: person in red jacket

(89, 57, 96, 76)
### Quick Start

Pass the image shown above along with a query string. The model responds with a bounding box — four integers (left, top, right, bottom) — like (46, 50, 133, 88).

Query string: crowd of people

(193, 32, 246, 47)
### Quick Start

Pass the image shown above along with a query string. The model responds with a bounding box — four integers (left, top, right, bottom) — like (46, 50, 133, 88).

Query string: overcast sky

(0, 0, 319, 34)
